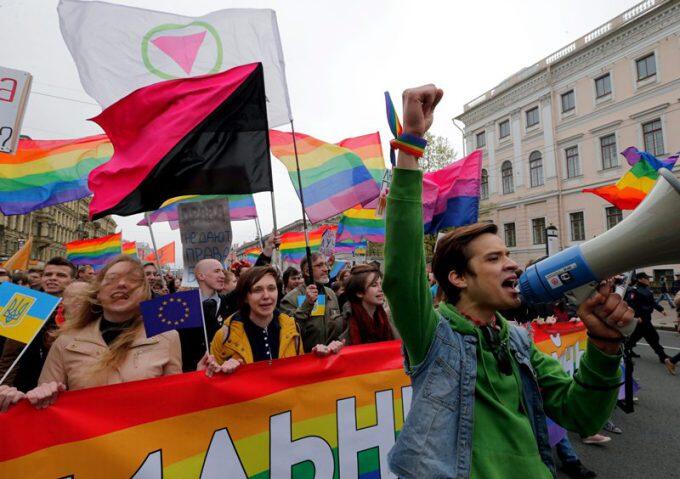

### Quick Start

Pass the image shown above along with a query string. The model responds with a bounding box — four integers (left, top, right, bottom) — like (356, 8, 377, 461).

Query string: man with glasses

(0, 268, 11, 283)
(383, 85, 634, 479)
(280, 252, 346, 352)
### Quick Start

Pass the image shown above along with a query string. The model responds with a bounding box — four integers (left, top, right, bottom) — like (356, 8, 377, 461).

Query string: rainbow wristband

(384, 91, 427, 165)
(390, 133, 427, 158)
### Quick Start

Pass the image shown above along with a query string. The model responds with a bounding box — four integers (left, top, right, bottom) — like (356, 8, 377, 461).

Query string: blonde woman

(23, 256, 182, 409)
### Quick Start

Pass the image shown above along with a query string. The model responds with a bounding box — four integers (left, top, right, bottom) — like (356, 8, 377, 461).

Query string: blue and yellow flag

(0, 283, 61, 344)
(140, 290, 204, 338)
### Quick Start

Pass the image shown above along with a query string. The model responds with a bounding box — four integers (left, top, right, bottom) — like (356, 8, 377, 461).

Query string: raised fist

(402, 85, 444, 137)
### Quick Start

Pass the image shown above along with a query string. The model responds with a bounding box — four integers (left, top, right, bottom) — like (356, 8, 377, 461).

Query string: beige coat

(38, 318, 182, 391)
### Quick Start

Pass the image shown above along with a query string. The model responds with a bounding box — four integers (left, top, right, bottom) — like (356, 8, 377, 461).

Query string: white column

(541, 93, 557, 179)
(486, 122, 497, 196)
(511, 109, 524, 188)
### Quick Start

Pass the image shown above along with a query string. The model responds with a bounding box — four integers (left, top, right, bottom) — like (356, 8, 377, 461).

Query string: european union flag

(141, 289, 203, 338)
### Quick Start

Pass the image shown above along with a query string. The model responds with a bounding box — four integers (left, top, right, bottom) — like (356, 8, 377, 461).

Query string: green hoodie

(383, 168, 622, 478)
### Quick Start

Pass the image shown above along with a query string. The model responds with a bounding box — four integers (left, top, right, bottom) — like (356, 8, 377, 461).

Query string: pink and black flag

(87, 63, 271, 220)
(422, 150, 482, 234)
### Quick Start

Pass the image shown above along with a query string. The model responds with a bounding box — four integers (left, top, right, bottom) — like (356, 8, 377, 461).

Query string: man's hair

(235, 266, 281, 319)
(282, 266, 301, 286)
(300, 252, 325, 278)
(432, 223, 498, 304)
(45, 257, 77, 278)
(28, 268, 43, 275)
(143, 262, 158, 271)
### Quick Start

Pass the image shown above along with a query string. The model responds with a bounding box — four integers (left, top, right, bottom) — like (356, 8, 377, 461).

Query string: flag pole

(255, 217, 264, 249)
(144, 212, 168, 290)
(289, 120, 314, 285)
(268, 193, 283, 270)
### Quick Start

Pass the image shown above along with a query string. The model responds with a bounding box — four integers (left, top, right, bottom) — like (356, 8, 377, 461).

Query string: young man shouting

(383, 85, 634, 478)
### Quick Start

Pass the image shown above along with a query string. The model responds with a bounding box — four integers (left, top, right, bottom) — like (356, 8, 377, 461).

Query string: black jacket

(625, 284, 663, 320)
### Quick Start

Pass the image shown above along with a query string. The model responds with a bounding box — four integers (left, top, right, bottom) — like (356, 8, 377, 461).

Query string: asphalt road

(556, 329, 680, 479)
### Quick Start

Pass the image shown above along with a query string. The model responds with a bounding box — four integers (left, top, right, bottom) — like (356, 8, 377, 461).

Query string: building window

(561, 90, 575, 113)
(501, 161, 514, 194)
(526, 107, 539, 128)
(636, 53, 656, 81)
(529, 151, 543, 187)
(606, 206, 623, 230)
(600, 134, 618, 169)
(481, 169, 489, 200)
(595, 73, 611, 98)
(504, 223, 516, 247)
(476, 131, 486, 148)
(565, 146, 580, 178)
(570, 212, 585, 241)
(499, 119, 510, 139)
(532, 218, 546, 245)
(643, 119, 664, 156)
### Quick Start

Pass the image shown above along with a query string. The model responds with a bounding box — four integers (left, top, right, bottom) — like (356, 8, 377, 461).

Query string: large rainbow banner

(0, 325, 587, 478)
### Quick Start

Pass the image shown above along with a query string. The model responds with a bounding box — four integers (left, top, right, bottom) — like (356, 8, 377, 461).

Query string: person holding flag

(383, 84, 634, 478)
(7, 256, 182, 411)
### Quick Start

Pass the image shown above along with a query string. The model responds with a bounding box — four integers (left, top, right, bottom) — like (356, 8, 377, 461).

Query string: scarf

(348, 301, 394, 345)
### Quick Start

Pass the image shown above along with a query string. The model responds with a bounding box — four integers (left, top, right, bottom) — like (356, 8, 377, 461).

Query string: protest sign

(319, 226, 336, 258)
(0, 326, 588, 478)
(178, 198, 232, 286)
(0, 66, 32, 154)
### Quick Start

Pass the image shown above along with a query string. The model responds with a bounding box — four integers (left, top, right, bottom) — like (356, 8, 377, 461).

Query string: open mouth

(111, 292, 129, 300)
(501, 278, 519, 294)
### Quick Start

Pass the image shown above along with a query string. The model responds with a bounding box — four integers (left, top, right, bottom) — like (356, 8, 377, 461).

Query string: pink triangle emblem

(151, 31, 207, 75)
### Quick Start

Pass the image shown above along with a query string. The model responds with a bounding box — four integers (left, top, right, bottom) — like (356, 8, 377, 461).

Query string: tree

(420, 133, 458, 173)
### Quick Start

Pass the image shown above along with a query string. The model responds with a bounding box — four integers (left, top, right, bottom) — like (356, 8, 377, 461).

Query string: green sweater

(383, 168, 622, 478)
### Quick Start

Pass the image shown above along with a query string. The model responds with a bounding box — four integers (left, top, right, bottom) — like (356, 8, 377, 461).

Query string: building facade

(456, 0, 680, 283)
(0, 197, 117, 263)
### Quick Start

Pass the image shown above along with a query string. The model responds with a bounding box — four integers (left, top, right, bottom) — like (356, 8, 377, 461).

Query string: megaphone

(520, 168, 680, 334)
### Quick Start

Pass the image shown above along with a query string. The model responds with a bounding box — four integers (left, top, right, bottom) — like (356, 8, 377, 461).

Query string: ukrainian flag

(0, 283, 61, 344)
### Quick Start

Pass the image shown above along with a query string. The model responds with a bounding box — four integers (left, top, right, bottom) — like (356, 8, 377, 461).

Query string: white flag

(58, 0, 292, 127)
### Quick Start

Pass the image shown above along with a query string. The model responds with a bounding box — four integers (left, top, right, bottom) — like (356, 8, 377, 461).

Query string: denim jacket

(388, 319, 555, 479)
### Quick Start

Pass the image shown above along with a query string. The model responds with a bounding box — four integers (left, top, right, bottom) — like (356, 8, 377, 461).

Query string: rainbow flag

(138, 194, 257, 227)
(336, 132, 386, 185)
(335, 238, 367, 254)
(65, 233, 122, 270)
(279, 225, 336, 264)
(584, 147, 679, 209)
(0, 135, 112, 215)
(423, 150, 482, 234)
(122, 241, 138, 258)
(269, 130, 380, 223)
(243, 246, 262, 263)
(337, 206, 385, 243)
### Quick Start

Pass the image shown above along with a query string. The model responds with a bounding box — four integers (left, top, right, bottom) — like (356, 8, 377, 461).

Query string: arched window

(529, 151, 544, 187)
(481, 169, 489, 200)
(501, 161, 514, 194)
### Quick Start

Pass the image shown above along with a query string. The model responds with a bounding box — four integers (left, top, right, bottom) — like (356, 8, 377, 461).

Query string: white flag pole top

(58, 0, 292, 127)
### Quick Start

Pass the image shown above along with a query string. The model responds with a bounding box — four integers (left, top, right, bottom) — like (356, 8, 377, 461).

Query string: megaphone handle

(564, 282, 637, 336)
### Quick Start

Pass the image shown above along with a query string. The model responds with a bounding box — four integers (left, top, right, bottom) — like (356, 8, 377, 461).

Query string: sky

(0, 0, 640, 266)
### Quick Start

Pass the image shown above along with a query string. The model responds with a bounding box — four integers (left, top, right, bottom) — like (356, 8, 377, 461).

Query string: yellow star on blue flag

(140, 289, 203, 337)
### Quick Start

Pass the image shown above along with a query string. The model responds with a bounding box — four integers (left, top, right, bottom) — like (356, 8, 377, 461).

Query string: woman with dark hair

(207, 266, 343, 375)
(0, 255, 182, 410)
(11, 271, 29, 287)
(342, 265, 396, 345)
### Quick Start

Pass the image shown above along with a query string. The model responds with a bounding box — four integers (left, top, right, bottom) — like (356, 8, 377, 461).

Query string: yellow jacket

(210, 312, 303, 365)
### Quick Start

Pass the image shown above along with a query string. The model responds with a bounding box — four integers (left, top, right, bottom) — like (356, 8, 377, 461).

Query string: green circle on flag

(141, 21, 223, 80)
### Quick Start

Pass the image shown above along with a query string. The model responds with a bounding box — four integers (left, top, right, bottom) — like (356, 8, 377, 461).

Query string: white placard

(0, 66, 32, 154)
